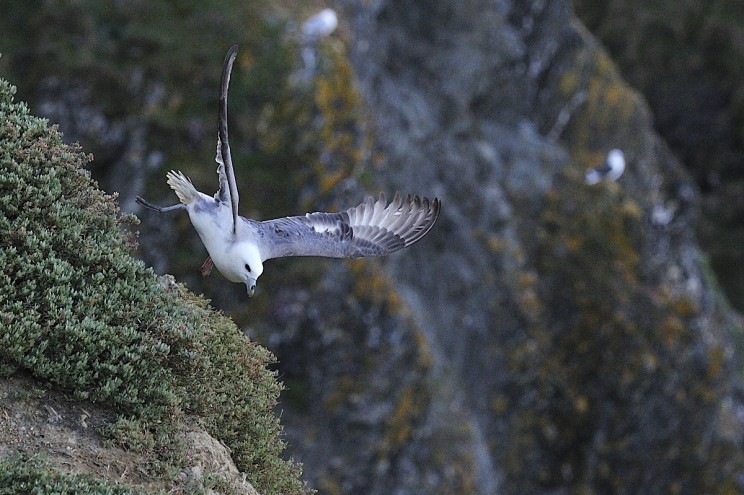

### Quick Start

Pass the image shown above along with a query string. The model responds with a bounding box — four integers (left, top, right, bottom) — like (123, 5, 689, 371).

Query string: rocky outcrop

(268, 0, 744, 493)
(574, 0, 744, 313)
(0, 374, 259, 495)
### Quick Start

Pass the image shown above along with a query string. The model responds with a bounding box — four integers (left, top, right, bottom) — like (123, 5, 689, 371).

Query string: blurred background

(2, 0, 744, 493)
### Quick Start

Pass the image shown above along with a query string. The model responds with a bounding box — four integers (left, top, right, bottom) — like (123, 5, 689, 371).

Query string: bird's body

(165, 171, 255, 284)
(165, 169, 439, 292)
(585, 148, 625, 185)
(137, 45, 440, 297)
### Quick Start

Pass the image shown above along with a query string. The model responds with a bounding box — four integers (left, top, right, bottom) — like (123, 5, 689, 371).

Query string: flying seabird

(136, 45, 440, 297)
(585, 148, 625, 185)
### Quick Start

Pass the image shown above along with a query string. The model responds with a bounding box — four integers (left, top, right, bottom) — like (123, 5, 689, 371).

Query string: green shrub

(0, 455, 145, 495)
(0, 79, 303, 494)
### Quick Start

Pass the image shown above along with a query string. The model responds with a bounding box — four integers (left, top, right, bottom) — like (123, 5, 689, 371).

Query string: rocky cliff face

(2, 0, 743, 494)
(269, 0, 744, 493)
(573, 0, 744, 314)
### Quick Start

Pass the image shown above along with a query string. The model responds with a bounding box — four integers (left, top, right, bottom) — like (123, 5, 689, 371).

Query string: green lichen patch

(500, 170, 744, 492)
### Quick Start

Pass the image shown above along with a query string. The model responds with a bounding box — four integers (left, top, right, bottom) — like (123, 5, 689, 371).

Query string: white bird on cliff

(136, 45, 440, 297)
(301, 8, 338, 41)
(298, 8, 339, 79)
(585, 148, 625, 185)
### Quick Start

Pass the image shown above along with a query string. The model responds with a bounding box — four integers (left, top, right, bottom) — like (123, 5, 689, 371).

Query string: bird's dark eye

(245, 263, 251, 272)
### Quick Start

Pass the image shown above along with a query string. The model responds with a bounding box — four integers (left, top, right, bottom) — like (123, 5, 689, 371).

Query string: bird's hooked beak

(247, 278, 257, 297)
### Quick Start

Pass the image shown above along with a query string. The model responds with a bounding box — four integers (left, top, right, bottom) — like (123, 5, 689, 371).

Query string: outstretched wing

(258, 193, 440, 260)
(215, 44, 240, 234)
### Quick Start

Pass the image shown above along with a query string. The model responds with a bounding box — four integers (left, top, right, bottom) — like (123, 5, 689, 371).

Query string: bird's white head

(233, 243, 264, 297)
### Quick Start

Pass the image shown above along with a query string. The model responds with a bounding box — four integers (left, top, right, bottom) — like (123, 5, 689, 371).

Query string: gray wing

(215, 45, 240, 234)
(258, 192, 441, 260)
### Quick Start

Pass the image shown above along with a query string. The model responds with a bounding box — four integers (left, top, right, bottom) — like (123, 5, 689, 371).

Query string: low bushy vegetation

(0, 79, 303, 494)
(0, 456, 145, 495)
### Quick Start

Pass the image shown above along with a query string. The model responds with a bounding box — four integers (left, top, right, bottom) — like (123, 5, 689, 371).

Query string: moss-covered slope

(0, 79, 303, 494)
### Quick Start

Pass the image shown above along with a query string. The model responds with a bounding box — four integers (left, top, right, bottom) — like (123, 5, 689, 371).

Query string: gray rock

(270, 0, 744, 493)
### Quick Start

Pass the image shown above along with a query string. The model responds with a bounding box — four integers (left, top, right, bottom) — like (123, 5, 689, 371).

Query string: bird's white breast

(187, 201, 245, 283)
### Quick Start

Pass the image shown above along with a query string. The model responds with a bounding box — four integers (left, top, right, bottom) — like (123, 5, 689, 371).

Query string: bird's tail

(166, 170, 200, 205)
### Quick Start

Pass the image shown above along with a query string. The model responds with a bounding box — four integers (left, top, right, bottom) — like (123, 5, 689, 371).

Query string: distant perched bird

(136, 45, 440, 297)
(298, 8, 339, 78)
(585, 149, 625, 185)
(301, 8, 338, 42)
